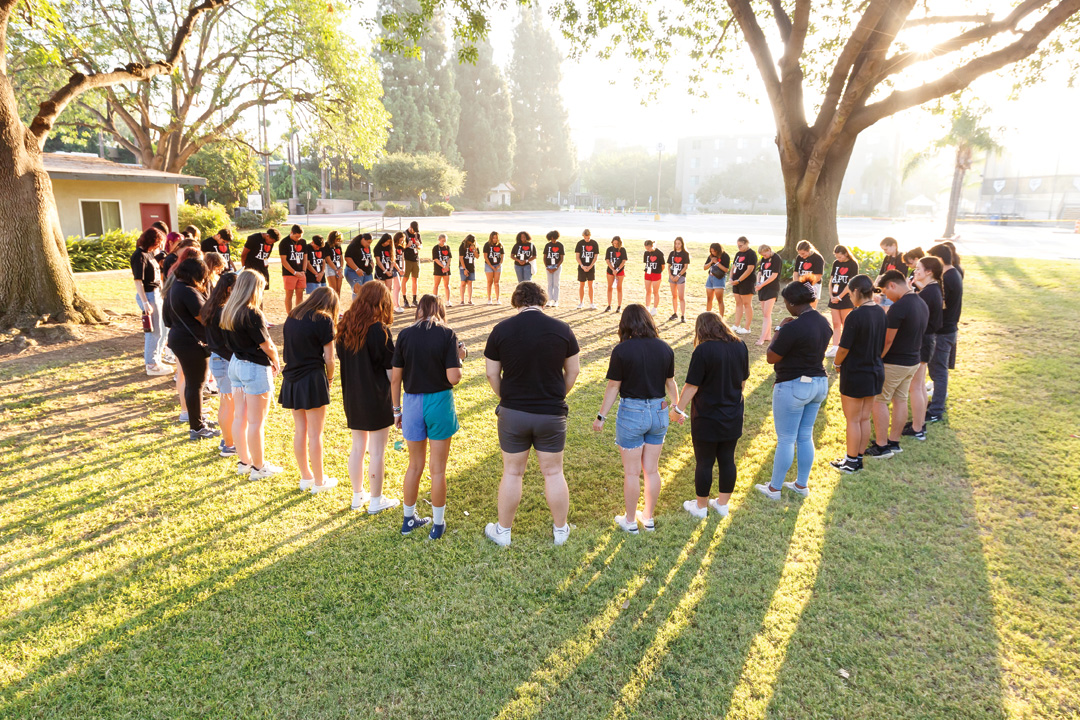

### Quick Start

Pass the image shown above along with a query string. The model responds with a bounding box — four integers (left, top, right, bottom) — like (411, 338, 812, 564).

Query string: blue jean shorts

(460, 269, 476, 282)
(485, 264, 501, 274)
(306, 281, 327, 294)
(210, 353, 232, 394)
(615, 397, 670, 449)
(402, 389, 459, 442)
(705, 274, 726, 290)
(669, 274, 686, 285)
(228, 357, 274, 396)
(344, 268, 372, 289)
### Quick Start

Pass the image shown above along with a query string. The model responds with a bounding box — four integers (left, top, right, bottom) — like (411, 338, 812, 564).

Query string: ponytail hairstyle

(413, 294, 446, 328)
(694, 312, 738, 346)
(200, 270, 237, 325)
(782, 279, 816, 306)
(311, 234, 324, 248)
(220, 269, 266, 331)
(847, 274, 875, 302)
(942, 240, 961, 271)
(918, 256, 944, 283)
(327, 230, 342, 248)
(796, 239, 818, 255)
(546, 230, 560, 241)
(903, 246, 925, 265)
(833, 245, 851, 261)
(928, 243, 953, 266)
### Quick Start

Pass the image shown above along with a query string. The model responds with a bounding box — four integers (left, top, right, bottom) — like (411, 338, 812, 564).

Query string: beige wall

(50, 178, 179, 239)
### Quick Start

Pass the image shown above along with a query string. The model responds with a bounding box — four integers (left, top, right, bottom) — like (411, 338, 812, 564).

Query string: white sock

(496, 523, 511, 535)
(432, 505, 445, 525)
(369, 494, 381, 506)
(554, 523, 569, 532)
(404, 503, 415, 518)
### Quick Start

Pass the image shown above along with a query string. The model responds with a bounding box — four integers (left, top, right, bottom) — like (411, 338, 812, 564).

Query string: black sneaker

(888, 440, 903, 454)
(401, 515, 432, 535)
(668, 313, 679, 322)
(402, 297, 410, 308)
(681, 315, 686, 323)
(189, 427, 221, 441)
(864, 443, 895, 459)
(603, 306, 611, 313)
(615, 306, 621, 313)
(412, 295, 418, 306)
(901, 422, 916, 436)
(830, 457, 862, 473)
(925, 413, 944, 424)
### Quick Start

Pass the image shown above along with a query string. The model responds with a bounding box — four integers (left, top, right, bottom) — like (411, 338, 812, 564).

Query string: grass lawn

(0, 247, 1077, 719)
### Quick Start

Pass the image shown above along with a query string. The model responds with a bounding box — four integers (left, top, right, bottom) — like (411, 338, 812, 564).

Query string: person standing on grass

(511, 231, 537, 283)
(222, 269, 283, 481)
(729, 236, 758, 335)
(575, 229, 599, 309)
(703, 242, 730, 316)
(604, 236, 628, 313)
(903, 256, 944, 442)
(324, 231, 344, 297)
(458, 234, 478, 306)
(392, 232, 407, 309)
(666, 236, 690, 323)
(392, 295, 467, 540)
(865, 270, 929, 459)
(670, 312, 749, 519)
(825, 245, 860, 358)
(925, 243, 963, 425)
(344, 233, 375, 298)
(874, 237, 904, 308)
(202, 271, 239, 458)
(757, 281, 832, 501)
(164, 256, 220, 441)
(793, 240, 825, 308)
(642, 240, 665, 316)
(278, 225, 307, 315)
(543, 230, 565, 307)
(593, 304, 677, 533)
(483, 282, 580, 547)
(755, 244, 782, 346)
(829, 275, 886, 474)
(131, 227, 171, 376)
(303, 235, 327, 295)
(337, 281, 401, 514)
(483, 231, 505, 304)
(403, 220, 423, 307)
(201, 228, 235, 271)
(280, 287, 339, 494)
(431, 234, 453, 306)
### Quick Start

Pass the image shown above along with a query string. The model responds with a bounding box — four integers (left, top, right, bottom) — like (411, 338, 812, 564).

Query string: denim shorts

(344, 268, 372, 288)
(228, 357, 274, 395)
(209, 353, 232, 394)
(705, 274, 726, 290)
(615, 397, 670, 449)
(485, 264, 501, 274)
(306, 281, 326, 294)
(669, 274, 686, 285)
(460, 269, 476, 282)
(402, 389, 459, 442)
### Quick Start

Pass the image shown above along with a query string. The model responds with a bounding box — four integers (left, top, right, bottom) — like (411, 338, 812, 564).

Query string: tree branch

(904, 14, 994, 28)
(813, 0, 892, 136)
(768, 0, 792, 41)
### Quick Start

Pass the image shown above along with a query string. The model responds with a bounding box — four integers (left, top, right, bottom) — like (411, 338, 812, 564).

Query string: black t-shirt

(459, 243, 478, 273)
(373, 243, 395, 279)
(395, 245, 405, 270)
(327, 244, 343, 270)
(205, 305, 231, 360)
(575, 240, 599, 267)
(304, 245, 326, 284)
(606, 337, 675, 399)
(939, 267, 963, 334)
(758, 254, 783, 285)
(731, 249, 758, 286)
(164, 282, 207, 345)
(511, 241, 536, 264)
(917, 282, 944, 335)
(338, 324, 395, 430)
(243, 233, 274, 274)
(667, 250, 690, 277)
(282, 312, 334, 380)
(685, 339, 750, 441)
(404, 229, 422, 262)
(830, 259, 860, 297)
(484, 311, 581, 416)
(345, 240, 374, 275)
(878, 253, 904, 277)
(483, 242, 504, 267)
(643, 249, 665, 275)
(224, 307, 272, 365)
(201, 237, 232, 266)
(707, 251, 731, 279)
(543, 242, 565, 268)
(279, 238, 306, 277)
(605, 246, 628, 273)
(838, 303, 886, 376)
(769, 311, 832, 383)
(432, 244, 452, 275)
(130, 249, 161, 292)
(161, 252, 180, 278)
(796, 252, 826, 287)
(883, 292, 929, 366)
(392, 322, 461, 395)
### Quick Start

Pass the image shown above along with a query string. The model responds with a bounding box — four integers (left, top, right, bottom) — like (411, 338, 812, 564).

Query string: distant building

(975, 152, 1080, 221)
(488, 183, 515, 207)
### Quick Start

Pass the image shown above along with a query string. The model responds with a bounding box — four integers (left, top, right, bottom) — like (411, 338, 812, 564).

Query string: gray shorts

(496, 405, 567, 453)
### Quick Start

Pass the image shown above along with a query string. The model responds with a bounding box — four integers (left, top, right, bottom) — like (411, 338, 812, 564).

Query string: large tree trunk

(943, 146, 969, 239)
(0, 75, 104, 329)
(782, 137, 854, 256)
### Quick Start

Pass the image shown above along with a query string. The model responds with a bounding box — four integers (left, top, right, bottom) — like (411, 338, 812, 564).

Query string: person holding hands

(604, 236, 628, 313)
(575, 229, 599, 309)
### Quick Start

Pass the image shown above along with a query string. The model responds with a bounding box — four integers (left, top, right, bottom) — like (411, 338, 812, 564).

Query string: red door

(140, 203, 170, 231)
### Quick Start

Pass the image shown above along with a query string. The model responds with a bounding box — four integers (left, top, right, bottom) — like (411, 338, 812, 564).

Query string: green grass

(1, 253, 1077, 719)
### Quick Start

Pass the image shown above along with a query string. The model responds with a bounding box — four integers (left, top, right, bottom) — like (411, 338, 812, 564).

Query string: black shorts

(496, 405, 567, 453)
(839, 367, 884, 399)
(920, 332, 937, 364)
(733, 281, 755, 296)
(578, 267, 595, 282)
(829, 295, 854, 310)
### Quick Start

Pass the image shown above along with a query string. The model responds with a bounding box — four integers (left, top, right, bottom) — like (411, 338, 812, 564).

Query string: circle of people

(130, 221, 963, 545)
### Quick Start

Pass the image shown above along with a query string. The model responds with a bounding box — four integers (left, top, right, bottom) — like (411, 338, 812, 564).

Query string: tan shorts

(876, 363, 919, 404)
(282, 273, 303, 291)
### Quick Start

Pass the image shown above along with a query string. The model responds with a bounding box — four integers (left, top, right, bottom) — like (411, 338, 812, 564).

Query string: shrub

(234, 211, 261, 229)
(178, 202, 231, 240)
(357, 200, 374, 211)
(371, 201, 382, 211)
(849, 246, 885, 276)
(262, 202, 288, 226)
(66, 229, 138, 272)
(383, 202, 408, 217)
(428, 201, 454, 217)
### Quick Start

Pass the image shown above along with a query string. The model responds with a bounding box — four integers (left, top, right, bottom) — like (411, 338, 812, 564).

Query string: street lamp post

(655, 143, 664, 221)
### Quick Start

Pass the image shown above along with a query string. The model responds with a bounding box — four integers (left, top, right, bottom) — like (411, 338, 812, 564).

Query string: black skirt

(828, 295, 854, 310)
(839, 367, 884, 399)
(278, 371, 330, 410)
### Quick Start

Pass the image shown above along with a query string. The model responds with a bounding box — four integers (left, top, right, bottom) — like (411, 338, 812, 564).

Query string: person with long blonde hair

(280, 287, 339, 492)
(222, 269, 282, 480)
(337, 281, 401, 513)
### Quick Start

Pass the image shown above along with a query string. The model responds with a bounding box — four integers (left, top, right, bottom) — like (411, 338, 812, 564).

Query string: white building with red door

(42, 152, 207, 239)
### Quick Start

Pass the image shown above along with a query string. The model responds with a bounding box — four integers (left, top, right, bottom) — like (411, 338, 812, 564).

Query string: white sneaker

(782, 481, 809, 498)
(367, 496, 400, 514)
(648, 307, 657, 316)
(351, 491, 370, 510)
(486, 299, 492, 305)
(755, 483, 781, 501)
(589, 303, 597, 310)
(236, 461, 253, 475)
(708, 498, 729, 517)
(824, 345, 838, 358)
(249, 463, 283, 480)
(553, 524, 571, 546)
(394, 305, 404, 313)
(447, 301, 454, 307)
(146, 363, 172, 376)
(178, 411, 189, 423)
(553, 301, 559, 307)
(682, 499, 707, 518)
(576, 303, 584, 309)
(496, 299, 503, 305)
(310, 477, 339, 493)
(614, 515, 640, 534)
(485, 522, 511, 546)
(299, 478, 315, 491)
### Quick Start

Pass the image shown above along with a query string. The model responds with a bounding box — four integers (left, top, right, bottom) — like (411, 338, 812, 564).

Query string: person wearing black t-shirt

(483, 282, 580, 547)
(344, 233, 374, 298)
(483, 231, 505, 305)
(542, 230, 565, 307)
(458, 234, 478, 306)
(302, 235, 327, 294)
(666, 236, 690, 322)
(131, 227, 171, 375)
(592, 305, 677, 533)
(642, 240, 665, 316)
(391, 232, 406, 310)
(201, 228, 236, 271)
(403, 221, 423, 306)
(670, 312, 749, 519)
(324, 231, 344, 297)
(575, 229, 599, 309)
(201, 272, 238, 456)
(279, 287, 340, 494)
(703, 242, 730, 315)
(866, 270, 929, 458)
(758, 281, 832, 500)
(730, 236, 758, 335)
(926, 243, 963, 423)
(755, 244, 783, 346)
(392, 295, 467, 540)
(511, 230, 537, 283)
(874, 237, 904, 309)
(163, 257, 219, 440)
(829, 275, 885, 473)
(278, 224, 307, 314)
(904, 256, 944, 440)
(604, 236, 629, 313)
(793, 240, 825, 308)
(431, 234, 453, 306)
(825, 245, 860, 358)
(372, 233, 396, 292)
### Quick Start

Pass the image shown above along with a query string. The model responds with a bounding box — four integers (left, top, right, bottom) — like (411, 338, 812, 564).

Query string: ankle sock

(403, 503, 415, 518)
(432, 505, 445, 525)
(496, 523, 511, 535)
(369, 494, 381, 505)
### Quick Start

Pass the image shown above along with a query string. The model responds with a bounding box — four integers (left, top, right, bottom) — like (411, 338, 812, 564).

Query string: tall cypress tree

(508, 6, 576, 201)
(455, 39, 515, 200)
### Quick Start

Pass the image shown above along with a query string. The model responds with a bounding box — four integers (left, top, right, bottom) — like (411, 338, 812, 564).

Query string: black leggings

(692, 438, 739, 497)
(170, 340, 208, 431)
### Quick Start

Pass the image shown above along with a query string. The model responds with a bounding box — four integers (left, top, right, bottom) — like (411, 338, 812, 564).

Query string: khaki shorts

(404, 260, 420, 279)
(876, 363, 919, 404)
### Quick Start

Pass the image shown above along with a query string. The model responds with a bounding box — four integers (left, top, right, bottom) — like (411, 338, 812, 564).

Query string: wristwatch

(596, 413, 605, 422)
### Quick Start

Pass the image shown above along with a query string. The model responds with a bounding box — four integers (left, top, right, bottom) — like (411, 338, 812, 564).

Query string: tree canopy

(583, 149, 677, 209)
(184, 140, 262, 210)
(371, 152, 466, 207)
(697, 155, 783, 211)
(455, 39, 515, 200)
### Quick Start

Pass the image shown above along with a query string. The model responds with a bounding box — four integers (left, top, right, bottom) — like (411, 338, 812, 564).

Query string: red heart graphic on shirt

(294, 244, 303, 252)
(839, 267, 849, 275)
(263, 244, 272, 253)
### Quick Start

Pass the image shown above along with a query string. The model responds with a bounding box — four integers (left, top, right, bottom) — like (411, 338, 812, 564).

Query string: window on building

(688, 193, 696, 204)
(80, 200, 122, 236)
(691, 176, 699, 187)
